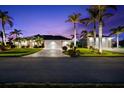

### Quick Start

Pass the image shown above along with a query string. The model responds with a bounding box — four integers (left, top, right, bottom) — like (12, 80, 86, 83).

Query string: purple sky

(0, 5, 124, 39)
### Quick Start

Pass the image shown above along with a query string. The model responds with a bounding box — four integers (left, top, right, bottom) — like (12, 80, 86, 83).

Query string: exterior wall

(44, 40, 70, 49)
(14, 40, 70, 49)
(87, 37, 112, 49)
(14, 40, 43, 48)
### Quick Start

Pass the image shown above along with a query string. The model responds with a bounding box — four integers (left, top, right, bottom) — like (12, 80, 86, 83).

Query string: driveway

(0, 57, 124, 83)
(25, 49, 69, 57)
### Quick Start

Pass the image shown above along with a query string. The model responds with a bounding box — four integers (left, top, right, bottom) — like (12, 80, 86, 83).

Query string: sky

(0, 5, 124, 39)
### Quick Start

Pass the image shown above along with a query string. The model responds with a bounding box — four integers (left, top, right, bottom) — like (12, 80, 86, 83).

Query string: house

(14, 34, 71, 49)
(80, 35, 113, 49)
(42, 35, 71, 49)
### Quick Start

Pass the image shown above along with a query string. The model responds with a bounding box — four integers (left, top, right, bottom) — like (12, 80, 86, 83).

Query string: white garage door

(44, 40, 62, 49)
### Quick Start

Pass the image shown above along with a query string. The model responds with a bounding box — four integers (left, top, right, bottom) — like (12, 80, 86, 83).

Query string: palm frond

(109, 25, 124, 36)
(7, 19, 13, 27)
(80, 18, 90, 25)
(66, 13, 81, 23)
(106, 5, 117, 11)
(102, 13, 114, 19)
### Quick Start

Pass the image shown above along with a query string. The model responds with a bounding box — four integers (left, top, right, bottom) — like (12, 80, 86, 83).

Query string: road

(0, 57, 124, 83)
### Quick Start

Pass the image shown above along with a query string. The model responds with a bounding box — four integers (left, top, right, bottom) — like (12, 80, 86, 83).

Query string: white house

(43, 35, 71, 49)
(80, 36, 113, 49)
(14, 35, 71, 49)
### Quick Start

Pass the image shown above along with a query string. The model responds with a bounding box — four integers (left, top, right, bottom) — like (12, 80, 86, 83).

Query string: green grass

(65, 48, 124, 57)
(0, 48, 41, 57)
(78, 48, 124, 56)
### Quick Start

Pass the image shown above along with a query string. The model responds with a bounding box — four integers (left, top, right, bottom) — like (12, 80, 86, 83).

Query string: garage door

(44, 40, 62, 49)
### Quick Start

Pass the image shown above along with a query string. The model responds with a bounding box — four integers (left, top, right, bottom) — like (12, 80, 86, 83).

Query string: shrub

(0, 45, 7, 51)
(34, 45, 38, 48)
(89, 46, 93, 49)
(11, 45, 16, 48)
(21, 46, 26, 48)
(38, 46, 42, 48)
(62, 46, 68, 51)
(75, 50, 80, 56)
(68, 49, 80, 57)
(68, 49, 74, 55)
(70, 42, 74, 48)
(26, 45, 30, 48)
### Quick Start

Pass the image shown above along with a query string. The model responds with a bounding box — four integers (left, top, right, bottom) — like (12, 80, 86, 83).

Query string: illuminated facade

(14, 35, 71, 49)
(80, 36, 113, 49)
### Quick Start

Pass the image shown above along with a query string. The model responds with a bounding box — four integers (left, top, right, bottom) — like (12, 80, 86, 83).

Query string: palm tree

(0, 10, 13, 46)
(91, 5, 117, 53)
(34, 36, 43, 47)
(80, 7, 99, 49)
(66, 13, 81, 47)
(25, 37, 31, 48)
(10, 29, 23, 47)
(80, 30, 94, 48)
(110, 26, 124, 48)
(10, 29, 23, 39)
(0, 31, 9, 45)
(13, 37, 22, 48)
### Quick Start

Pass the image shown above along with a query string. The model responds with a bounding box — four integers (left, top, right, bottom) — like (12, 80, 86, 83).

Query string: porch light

(63, 41, 68, 46)
(89, 37, 93, 41)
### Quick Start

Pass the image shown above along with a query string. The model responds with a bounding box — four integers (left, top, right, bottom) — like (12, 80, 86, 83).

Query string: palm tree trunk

(98, 21, 103, 53)
(98, 5, 103, 54)
(1, 32, 4, 45)
(74, 23, 77, 47)
(86, 36, 89, 48)
(93, 21, 96, 49)
(2, 23, 6, 46)
(116, 34, 119, 48)
(16, 34, 18, 39)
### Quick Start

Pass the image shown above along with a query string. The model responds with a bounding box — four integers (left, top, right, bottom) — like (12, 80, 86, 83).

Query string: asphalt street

(0, 57, 124, 83)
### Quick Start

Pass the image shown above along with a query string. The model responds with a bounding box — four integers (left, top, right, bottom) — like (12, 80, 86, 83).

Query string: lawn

(78, 48, 124, 56)
(64, 48, 124, 56)
(0, 48, 41, 57)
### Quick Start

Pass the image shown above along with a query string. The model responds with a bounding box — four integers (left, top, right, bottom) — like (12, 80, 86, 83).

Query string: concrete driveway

(25, 49, 69, 57)
(0, 57, 124, 83)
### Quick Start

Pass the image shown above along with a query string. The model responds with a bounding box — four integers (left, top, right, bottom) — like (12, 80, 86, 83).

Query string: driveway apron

(24, 49, 69, 57)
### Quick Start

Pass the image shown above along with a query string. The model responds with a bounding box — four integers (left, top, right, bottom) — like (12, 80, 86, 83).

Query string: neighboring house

(80, 35, 113, 49)
(14, 35, 71, 49)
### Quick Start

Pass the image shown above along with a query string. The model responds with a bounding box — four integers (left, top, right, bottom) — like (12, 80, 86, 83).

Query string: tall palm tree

(0, 10, 13, 46)
(91, 5, 117, 53)
(110, 26, 124, 48)
(80, 7, 99, 49)
(66, 13, 81, 47)
(10, 29, 22, 39)
(0, 31, 9, 45)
